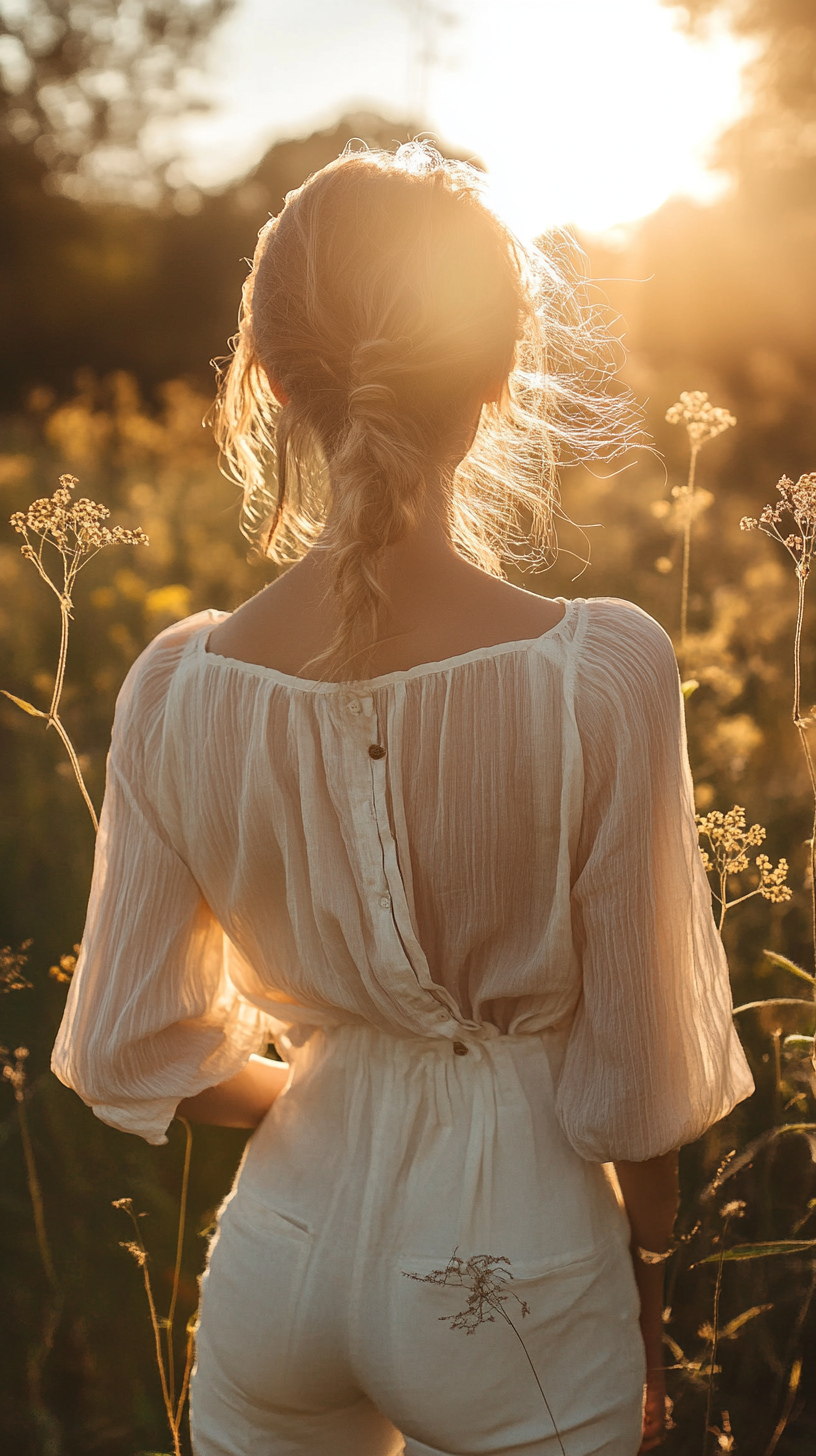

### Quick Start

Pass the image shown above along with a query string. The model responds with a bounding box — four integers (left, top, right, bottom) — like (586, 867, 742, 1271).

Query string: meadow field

(3, 1, 816, 1451)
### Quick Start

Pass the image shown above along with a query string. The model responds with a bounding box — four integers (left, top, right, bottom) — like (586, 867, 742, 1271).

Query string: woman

(53, 143, 753, 1456)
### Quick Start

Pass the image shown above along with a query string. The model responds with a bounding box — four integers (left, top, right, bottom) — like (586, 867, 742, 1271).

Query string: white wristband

(635, 1244, 675, 1265)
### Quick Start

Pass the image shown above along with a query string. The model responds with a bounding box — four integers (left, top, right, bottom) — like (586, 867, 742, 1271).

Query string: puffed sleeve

(51, 614, 274, 1145)
(555, 599, 754, 1162)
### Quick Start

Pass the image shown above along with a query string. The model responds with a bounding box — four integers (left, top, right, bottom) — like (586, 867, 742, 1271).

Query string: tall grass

(1, 378, 816, 1452)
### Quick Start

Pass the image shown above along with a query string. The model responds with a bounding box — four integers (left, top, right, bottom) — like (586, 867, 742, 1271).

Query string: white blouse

(52, 596, 753, 1155)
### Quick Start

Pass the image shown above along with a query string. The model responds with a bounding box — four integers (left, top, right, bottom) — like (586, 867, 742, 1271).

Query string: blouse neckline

(197, 597, 577, 693)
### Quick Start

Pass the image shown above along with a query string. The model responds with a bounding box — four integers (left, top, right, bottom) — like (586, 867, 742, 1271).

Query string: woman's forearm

(614, 1151, 679, 1255)
(613, 1151, 679, 1451)
(177, 1053, 289, 1128)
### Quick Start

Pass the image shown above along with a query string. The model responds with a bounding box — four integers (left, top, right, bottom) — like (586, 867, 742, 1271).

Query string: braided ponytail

(315, 340, 430, 675)
(213, 141, 637, 679)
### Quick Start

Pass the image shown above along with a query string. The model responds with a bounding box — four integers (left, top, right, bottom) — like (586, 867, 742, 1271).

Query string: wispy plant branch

(404, 1251, 566, 1455)
(114, 1174, 197, 1456)
(666, 391, 736, 651)
(3, 474, 148, 832)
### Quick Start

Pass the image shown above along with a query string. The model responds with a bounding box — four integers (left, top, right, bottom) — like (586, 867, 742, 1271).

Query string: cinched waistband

(278, 1019, 569, 1061)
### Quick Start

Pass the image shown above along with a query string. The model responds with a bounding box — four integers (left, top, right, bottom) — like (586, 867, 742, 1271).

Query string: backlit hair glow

(213, 141, 637, 677)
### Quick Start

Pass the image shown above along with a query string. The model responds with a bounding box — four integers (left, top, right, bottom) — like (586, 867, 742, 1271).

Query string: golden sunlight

(181, 0, 753, 238)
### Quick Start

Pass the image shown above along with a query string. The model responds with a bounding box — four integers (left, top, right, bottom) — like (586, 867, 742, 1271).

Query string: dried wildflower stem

(47, 579, 101, 827)
(742, 474, 816, 965)
(704, 1212, 732, 1456)
(165, 1117, 193, 1413)
(6, 474, 148, 834)
(679, 444, 700, 651)
(175, 1320, 197, 1433)
(2, 1043, 63, 1439)
(114, 1124, 196, 1456)
(793, 574, 816, 955)
(495, 1304, 566, 1455)
(666, 392, 736, 654)
(17, 1096, 58, 1289)
(763, 1358, 802, 1456)
(761, 1267, 815, 1455)
(53, 714, 99, 831)
(404, 1252, 565, 1454)
(697, 807, 791, 934)
(2, 1044, 58, 1289)
(117, 1201, 182, 1456)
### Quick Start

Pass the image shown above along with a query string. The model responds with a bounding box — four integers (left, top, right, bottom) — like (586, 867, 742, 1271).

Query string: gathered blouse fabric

(52, 596, 753, 1158)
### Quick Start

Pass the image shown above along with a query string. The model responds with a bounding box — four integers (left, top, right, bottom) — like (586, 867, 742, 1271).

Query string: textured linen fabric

(52, 594, 753, 1157)
(52, 593, 754, 1455)
(191, 1023, 645, 1455)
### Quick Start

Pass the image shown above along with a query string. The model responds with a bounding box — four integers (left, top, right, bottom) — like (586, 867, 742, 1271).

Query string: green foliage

(700, 1241, 816, 1262)
(0, 0, 235, 205)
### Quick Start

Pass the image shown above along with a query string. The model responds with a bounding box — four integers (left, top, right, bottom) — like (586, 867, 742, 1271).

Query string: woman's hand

(640, 1368, 667, 1453)
(613, 1152, 679, 1453)
(634, 1261, 668, 1452)
(177, 1053, 289, 1128)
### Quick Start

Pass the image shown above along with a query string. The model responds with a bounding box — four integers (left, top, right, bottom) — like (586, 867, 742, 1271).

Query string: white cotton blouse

(52, 596, 753, 1155)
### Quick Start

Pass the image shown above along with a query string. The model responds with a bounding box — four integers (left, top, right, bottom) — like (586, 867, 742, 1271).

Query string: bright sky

(181, 0, 752, 239)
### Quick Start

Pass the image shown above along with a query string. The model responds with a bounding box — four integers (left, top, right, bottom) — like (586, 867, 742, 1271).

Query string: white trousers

(191, 1025, 645, 1455)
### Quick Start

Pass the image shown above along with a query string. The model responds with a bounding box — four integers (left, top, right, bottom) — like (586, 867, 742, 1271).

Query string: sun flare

(182, 0, 752, 239)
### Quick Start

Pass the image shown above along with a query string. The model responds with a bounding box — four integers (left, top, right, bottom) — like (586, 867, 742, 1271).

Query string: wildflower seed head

(49, 946, 79, 984)
(0, 941, 33, 994)
(11, 473, 148, 566)
(748, 473, 816, 567)
(667, 484, 714, 528)
(720, 1200, 746, 1220)
(119, 1240, 148, 1266)
(665, 391, 736, 450)
(0, 1043, 29, 1096)
(112, 1197, 134, 1212)
(697, 806, 789, 905)
(755, 854, 793, 903)
(403, 1251, 529, 1334)
(709, 1411, 735, 1452)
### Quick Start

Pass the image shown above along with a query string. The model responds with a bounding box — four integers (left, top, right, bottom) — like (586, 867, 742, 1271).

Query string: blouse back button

(452, 1041, 469, 1056)
(368, 744, 386, 759)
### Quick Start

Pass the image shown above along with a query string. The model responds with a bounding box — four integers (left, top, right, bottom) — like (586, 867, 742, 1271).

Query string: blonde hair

(213, 141, 635, 678)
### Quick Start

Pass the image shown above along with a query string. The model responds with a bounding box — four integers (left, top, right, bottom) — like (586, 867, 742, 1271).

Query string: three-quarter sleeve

(556, 600, 754, 1162)
(51, 615, 273, 1145)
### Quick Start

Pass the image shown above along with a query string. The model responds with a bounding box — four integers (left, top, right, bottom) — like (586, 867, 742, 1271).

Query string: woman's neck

(207, 500, 565, 681)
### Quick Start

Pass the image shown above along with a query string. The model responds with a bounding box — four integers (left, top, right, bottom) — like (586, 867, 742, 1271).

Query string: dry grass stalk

(762, 1359, 802, 1456)
(1, 956, 64, 1445)
(742, 473, 816, 959)
(665, 391, 736, 650)
(1, 1041, 57, 1290)
(703, 1202, 745, 1455)
(113, 1129, 195, 1456)
(404, 1252, 566, 1455)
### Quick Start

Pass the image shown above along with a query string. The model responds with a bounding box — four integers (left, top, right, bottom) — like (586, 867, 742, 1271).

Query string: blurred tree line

(1, 0, 816, 1452)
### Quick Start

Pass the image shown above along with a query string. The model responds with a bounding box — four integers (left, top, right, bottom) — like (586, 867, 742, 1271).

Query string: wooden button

(368, 744, 386, 760)
(452, 1041, 468, 1056)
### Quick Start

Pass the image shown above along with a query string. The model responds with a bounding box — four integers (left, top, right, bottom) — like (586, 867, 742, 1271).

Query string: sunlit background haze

(180, 0, 753, 238)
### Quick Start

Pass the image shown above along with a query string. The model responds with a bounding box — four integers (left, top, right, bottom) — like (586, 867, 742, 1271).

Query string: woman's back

(53, 593, 749, 1158)
(51, 140, 753, 1456)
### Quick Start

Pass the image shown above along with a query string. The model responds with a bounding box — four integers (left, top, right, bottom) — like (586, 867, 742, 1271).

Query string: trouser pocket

(195, 1186, 313, 1406)
(366, 1240, 645, 1455)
